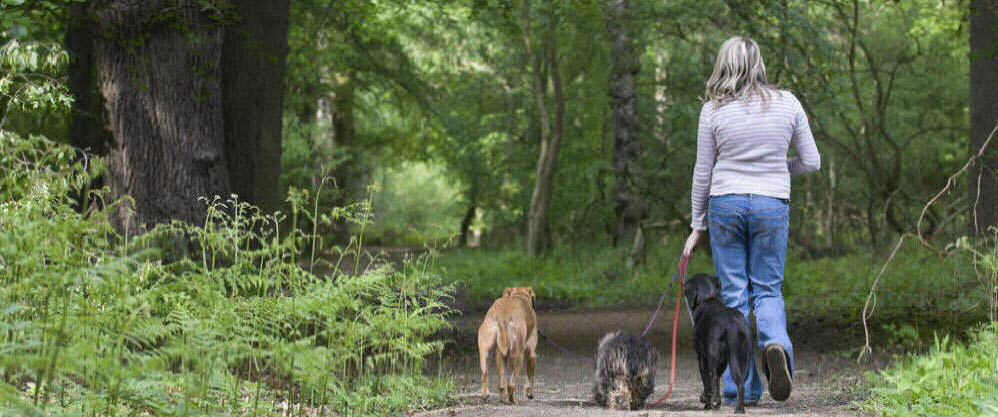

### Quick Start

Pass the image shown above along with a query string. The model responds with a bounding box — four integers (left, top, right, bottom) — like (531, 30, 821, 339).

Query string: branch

(858, 122, 998, 362)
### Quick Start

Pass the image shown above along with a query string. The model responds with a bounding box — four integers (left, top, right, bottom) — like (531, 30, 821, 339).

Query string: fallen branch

(858, 122, 998, 362)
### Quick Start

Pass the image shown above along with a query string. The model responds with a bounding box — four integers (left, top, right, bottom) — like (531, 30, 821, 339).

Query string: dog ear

(710, 275, 721, 292)
(503, 287, 513, 297)
(684, 283, 698, 310)
(526, 287, 536, 299)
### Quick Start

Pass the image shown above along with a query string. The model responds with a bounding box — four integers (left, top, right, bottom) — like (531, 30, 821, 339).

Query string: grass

(0, 132, 453, 416)
(433, 237, 986, 335)
(862, 323, 998, 416)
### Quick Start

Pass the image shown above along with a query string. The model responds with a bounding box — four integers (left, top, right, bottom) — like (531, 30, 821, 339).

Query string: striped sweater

(690, 90, 821, 231)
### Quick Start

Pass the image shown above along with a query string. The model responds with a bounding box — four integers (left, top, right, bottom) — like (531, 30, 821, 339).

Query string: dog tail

(497, 319, 510, 356)
(727, 331, 751, 385)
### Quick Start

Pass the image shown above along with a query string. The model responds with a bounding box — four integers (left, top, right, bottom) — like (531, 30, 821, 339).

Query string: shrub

(862, 323, 998, 417)
(0, 132, 453, 416)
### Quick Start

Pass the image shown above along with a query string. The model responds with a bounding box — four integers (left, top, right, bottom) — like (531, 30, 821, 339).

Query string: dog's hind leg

(708, 362, 722, 410)
(478, 345, 491, 401)
(495, 350, 507, 402)
(478, 324, 494, 402)
(728, 350, 747, 414)
(508, 351, 524, 404)
(697, 353, 711, 407)
(525, 332, 537, 399)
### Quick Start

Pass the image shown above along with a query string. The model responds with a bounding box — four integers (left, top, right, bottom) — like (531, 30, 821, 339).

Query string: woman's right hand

(682, 230, 701, 259)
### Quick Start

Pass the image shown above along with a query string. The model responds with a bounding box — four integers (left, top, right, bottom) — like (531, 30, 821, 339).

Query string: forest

(0, 0, 996, 416)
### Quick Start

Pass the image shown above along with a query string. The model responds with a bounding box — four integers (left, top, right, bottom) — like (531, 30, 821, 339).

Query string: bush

(862, 323, 998, 416)
(0, 132, 452, 416)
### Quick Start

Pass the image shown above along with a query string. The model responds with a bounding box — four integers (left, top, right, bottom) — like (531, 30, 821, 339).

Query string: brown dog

(477, 286, 538, 404)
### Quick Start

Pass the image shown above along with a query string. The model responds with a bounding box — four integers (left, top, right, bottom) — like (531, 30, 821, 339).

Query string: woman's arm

(788, 98, 820, 175)
(690, 103, 716, 231)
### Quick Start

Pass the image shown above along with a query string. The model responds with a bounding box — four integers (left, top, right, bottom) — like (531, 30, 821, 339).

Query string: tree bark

(221, 0, 291, 214)
(523, 0, 565, 256)
(66, 2, 103, 156)
(459, 187, 477, 247)
(607, 0, 647, 248)
(92, 1, 232, 231)
(332, 72, 356, 201)
(970, 0, 998, 234)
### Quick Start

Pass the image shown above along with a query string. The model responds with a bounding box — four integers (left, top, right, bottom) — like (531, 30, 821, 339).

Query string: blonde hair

(705, 37, 776, 108)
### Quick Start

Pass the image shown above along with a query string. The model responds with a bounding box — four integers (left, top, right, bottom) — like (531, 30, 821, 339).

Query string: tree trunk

(459, 188, 477, 248)
(332, 72, 356, 202)
(66, 3, 106, 212)
(222, 0, 291, 214)
(66, 2, 103, 156)
(91, 1, 231, 230)
(607, 0, 647, 248)
(970, 0, 998, 234)
(523, 0, 565, 256)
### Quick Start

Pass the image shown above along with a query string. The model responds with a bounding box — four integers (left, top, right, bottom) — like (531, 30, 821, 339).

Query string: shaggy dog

(477, 286, 537, 404)
(593, 331, 659, 410)
(684, 273, 753, 414)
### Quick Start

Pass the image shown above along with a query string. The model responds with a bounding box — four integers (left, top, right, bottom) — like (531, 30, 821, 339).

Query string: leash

(533, 254, 689, 367)
(648, 254, 689, 407)
(537, 329, 596, 363)
(528, 254, 690, 408)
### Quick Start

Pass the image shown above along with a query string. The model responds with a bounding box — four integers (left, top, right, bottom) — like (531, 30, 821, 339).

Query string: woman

(682, 37, 820, 405)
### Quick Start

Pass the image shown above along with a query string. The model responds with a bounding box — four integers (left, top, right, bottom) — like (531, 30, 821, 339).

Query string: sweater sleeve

(788, 97, 821, 175)
(690, 103, 716, 231)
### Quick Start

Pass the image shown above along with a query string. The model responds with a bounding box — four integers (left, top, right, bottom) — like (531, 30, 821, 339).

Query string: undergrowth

(0, 132, 452, 416)
(435, 240, 983, 331)
(862, 323, 998, 416)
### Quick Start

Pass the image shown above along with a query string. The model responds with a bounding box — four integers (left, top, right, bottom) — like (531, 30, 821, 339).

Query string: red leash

(649, 254, 689, 407)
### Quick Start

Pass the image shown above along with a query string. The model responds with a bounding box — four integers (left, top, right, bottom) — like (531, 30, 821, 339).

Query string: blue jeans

(708, 194, 795, 403)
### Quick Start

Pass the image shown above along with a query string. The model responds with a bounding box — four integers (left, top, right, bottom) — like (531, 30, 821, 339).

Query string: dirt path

(420, 310, 883, 417)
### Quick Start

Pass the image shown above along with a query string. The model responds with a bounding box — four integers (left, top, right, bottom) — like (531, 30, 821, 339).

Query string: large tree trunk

(523, 0, 565, 256)
(66, 2, 103, 156)
(607, 0, 648, 249)
(66, 2, 106, 212)
(91, 1, 231, 230)
(221, 0, 291, 214)
(970, 0, 998, 235)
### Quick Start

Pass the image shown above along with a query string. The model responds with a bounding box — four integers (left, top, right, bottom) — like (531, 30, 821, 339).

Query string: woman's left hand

(683, 230, 701, 259)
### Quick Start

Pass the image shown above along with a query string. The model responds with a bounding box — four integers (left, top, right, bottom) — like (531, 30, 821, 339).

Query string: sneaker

(764, 344, 792, 401)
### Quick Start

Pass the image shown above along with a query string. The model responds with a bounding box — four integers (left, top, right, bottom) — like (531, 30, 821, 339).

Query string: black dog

(593, 331, 659, 410)
(684, 273, 753, 414)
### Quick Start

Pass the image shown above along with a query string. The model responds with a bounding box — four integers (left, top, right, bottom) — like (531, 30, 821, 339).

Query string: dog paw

(526, 387, 534, 399)
(699, 392, 709, 403)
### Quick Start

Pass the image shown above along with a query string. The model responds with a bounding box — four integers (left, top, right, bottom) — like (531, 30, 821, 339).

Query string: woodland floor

(420, 309, 889, 417)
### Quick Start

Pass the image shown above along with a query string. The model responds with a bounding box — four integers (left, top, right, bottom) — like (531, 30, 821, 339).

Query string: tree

(88, 0, 290, 230)
(66, 2, 102, 156)
(222, 0, 291, 215)
(606, 0, 647, 254)
(970, 0, 998, 234)
(522, 0, 566, 256)
(91, 1, 231, 229)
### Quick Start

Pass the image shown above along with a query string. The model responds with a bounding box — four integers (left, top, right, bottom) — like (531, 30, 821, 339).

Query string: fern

(0, 132, 453, 417)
